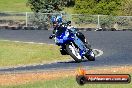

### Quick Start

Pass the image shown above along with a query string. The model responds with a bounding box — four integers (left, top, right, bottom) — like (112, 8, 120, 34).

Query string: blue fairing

(55, 27, 89, 57)
(55, 27, 74, 45)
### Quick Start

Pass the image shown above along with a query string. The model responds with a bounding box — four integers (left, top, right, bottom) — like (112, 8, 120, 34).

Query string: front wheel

(66, 43, 82, 62)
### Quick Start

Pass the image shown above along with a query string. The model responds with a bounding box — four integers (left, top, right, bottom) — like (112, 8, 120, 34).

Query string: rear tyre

(85, 50, 95, 61)
(66, 43, 82, 63)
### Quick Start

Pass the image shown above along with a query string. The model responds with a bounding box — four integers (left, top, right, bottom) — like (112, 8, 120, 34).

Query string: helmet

(56, 15, 62, 24)
(51, 15, 62, 23)
(51, 15, 63, 29)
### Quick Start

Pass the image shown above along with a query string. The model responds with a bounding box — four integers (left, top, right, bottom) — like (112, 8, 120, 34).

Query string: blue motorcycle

(49, 22, 95, 62)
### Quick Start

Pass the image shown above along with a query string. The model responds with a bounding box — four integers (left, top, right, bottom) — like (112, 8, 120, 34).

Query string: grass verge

(0, 40, 70, 67)
(5, 77, 131, 88)
(0, 0, 31, 12)
(0, 66, 132, 88)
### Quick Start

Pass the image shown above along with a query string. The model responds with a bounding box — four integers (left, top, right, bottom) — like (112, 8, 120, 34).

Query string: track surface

(0, 30, 132, 72)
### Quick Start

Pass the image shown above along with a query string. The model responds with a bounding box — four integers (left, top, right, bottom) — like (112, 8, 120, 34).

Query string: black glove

(49, 34, 55, 39)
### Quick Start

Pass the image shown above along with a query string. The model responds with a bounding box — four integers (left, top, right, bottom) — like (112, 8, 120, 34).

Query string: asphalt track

(0, 30, 132, 73)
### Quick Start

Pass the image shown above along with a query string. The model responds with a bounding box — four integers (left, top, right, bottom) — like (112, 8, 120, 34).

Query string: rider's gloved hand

(67, 21, 71, 25)
(49, 34, 55, 39)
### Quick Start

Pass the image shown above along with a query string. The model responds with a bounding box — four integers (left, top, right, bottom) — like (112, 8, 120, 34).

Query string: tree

(121, 0, 132, 16)
(74, 0, 122, 15)
(93, 1, 121, 15)
(27, 0, 75, 13)
(74, 0, 97, 14)
(26, 0, 75, 30)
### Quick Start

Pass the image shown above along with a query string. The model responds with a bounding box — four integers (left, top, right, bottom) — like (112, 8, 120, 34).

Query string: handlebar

(60, 21, 71, 27)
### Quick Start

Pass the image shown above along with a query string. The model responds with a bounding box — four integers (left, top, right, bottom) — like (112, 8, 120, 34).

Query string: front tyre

(66, 43, 82, 63)
(60, 48, 68, 55)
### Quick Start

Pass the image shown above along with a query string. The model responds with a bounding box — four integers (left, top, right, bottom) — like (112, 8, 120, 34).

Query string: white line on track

(0, 39, 55, 46)
(93, 49, 104, 57)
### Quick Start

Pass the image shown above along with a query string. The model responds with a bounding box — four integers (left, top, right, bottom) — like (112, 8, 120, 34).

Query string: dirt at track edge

(0, 66, 132, 86)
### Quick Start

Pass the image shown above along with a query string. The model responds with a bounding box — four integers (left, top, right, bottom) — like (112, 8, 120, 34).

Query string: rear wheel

(85, 50, 95, 61)
(66, 42, 82, 62)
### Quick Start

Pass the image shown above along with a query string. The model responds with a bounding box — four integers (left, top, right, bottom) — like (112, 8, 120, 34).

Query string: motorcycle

(49, 22, 95, 62)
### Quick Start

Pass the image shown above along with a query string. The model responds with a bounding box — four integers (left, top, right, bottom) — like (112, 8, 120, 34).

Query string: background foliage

(27, 0, 75, 13)
(74, 0, 122, 15)
(27, 0, 132, 16)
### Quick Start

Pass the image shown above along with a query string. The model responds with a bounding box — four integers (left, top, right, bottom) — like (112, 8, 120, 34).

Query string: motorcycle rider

(49, 15, 91, 48)
(50, 15, 63, 36)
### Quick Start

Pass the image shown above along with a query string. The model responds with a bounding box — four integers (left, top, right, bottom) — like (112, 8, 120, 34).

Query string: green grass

(0, 0, 74, 13)
(0, 0, 31, 12)
(1, 76, 132, 88)
(0, 40, 69, 67)
(64, 7, 74, 14)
